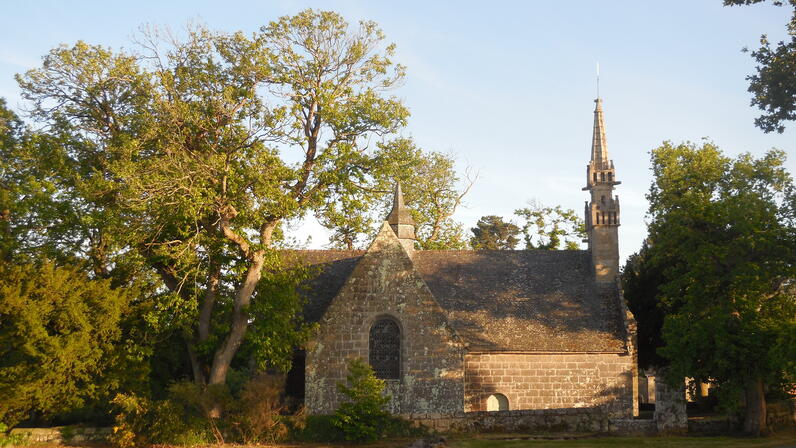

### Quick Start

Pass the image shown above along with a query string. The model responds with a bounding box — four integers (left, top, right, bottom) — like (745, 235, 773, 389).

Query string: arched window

(601, 172, 606, 182)
(608, 172, 613, 182)
(593, 173, 597, 183)
(486, 393, 509, 411)
(369, 318, 400, 379)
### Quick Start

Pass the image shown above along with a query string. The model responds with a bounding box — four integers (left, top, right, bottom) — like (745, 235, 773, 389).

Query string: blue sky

(1, 0, 794, 261)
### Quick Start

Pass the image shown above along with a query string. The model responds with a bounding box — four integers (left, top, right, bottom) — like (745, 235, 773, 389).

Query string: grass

(449, 428, 796, 448)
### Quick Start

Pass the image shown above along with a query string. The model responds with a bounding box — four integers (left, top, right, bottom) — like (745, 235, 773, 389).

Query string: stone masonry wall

(305, 223, 466, 416)
(464, 352, 635, 417)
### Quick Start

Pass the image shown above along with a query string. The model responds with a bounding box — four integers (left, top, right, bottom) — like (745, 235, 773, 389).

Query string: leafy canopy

(724, 0, 796, 132)
(640, 141, 796, 417)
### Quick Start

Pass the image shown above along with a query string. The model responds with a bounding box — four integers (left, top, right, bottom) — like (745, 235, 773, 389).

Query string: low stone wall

(8, 426, 111, 444)
(412, 408, 610, 433)
(767, 399, 796, 428)
(608, 418, 657, 436)
(686, 399, 795, 435)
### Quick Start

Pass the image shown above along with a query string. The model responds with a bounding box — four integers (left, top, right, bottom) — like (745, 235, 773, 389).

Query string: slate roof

(413, 250, 626, 352)
(287, 249, 627, 353)
(283, 250, 365, 323)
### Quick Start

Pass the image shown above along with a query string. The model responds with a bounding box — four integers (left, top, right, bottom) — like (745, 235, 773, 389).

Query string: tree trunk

(744, 379, 768, 436)
(187, 343, 205, 385)
(207, 250, 266, 385)
(197, 261, 221, 342)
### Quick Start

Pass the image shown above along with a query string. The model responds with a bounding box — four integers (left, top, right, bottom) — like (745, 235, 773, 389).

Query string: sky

(1, 0, 794, 262)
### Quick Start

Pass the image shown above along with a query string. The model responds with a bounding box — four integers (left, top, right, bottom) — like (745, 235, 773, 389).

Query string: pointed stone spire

(591, 98, 609, 169)
(386, 182, 416, 251)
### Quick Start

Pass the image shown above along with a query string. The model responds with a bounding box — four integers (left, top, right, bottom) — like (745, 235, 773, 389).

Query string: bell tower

(583, 98, 621, 283)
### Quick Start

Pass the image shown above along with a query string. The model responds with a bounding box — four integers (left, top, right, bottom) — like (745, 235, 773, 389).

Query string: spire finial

(387, 182, 415, 227)
(596, 61, 600, 99)
(393, 182, 405, 210)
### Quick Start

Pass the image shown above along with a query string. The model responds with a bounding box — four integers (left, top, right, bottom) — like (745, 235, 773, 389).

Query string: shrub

(110, 392, 211, 448)
(332, 358, 392, 442)
(111, 374, 292, 446)
(292, 414, 343, 442)
(226, 373, 288, 444)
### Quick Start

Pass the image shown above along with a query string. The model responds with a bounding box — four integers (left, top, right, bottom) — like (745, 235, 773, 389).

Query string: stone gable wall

(464, 352, 634, 417)
(305, 224, 466, 416)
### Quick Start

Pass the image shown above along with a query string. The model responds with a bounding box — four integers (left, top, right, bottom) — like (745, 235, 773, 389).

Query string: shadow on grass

(447, 427, 796, 448)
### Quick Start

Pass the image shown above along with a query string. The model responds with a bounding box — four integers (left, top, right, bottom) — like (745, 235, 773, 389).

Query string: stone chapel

(290, 98, 638, 419)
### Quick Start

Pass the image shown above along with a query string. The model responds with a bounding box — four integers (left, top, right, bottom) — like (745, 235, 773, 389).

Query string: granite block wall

(464, 352, 635, 417)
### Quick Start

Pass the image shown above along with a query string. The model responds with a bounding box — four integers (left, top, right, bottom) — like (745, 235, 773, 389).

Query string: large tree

(725, 0, 796, 133)
(639, 141, 796, 435)
(16, 10, 410, 390)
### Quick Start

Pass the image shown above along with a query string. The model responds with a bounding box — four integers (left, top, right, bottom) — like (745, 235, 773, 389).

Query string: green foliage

(0, 99, 28, 262)
(514, 200, 585, 250)
(621, 243, 668, 369)
(332, 358, 391, 442)
(239, 254, 318, 372)
(470, 215, 521, 250)
(724, 0, 796, 133)
(0, 261, 131, 427)
(637, 140, 796, 430)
